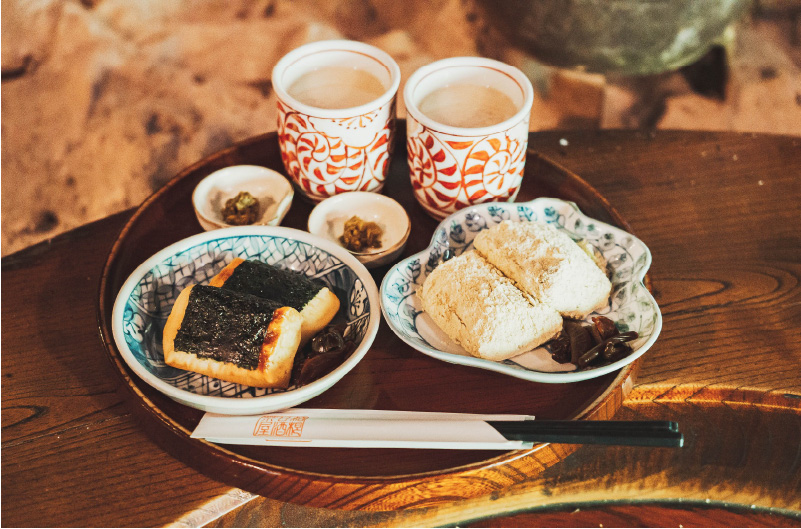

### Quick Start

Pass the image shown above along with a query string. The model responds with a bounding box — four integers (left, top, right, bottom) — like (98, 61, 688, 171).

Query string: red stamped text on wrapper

(407, 119, 527, 219)
(277, 99, 396, 202)
(253, 415, 308, 437)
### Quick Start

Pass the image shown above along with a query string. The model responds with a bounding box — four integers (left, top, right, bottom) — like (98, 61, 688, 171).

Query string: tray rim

(95, 126, 642, 507)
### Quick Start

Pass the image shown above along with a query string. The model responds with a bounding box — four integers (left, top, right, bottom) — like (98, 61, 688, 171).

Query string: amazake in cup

(272, 40, 401, 202)
(404, 57, 534, 219)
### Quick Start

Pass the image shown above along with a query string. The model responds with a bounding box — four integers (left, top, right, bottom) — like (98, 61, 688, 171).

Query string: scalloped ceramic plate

(380, 198, 662, 383)
(112, 226, 380, 414)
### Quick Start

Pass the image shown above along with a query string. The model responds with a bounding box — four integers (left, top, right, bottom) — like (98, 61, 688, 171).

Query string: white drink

(418, 84, 519, 128)
(288, 66, 386, 109)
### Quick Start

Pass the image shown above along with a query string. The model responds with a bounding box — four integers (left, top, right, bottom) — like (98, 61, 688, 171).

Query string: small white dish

(192, 165, 294, 231)
(111, 226, 380, 415)
(307, 192, 411, 268)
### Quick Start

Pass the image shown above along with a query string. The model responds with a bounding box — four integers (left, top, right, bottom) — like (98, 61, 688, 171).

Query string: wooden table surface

(3, 129, 800, 527)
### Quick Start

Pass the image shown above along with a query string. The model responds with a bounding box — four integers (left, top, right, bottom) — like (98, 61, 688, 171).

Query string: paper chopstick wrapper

(191, 409, 536, 449)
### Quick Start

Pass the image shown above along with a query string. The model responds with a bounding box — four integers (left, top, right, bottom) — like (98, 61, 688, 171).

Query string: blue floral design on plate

(379, 198, 662, 384)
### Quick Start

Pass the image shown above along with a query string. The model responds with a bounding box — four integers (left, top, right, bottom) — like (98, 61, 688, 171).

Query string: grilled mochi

(420, 250, 563, 361)
(210, 258, 340, 344)
(163, 284, 303, 388)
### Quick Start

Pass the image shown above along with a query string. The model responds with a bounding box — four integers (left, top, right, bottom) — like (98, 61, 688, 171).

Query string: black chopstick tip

(487, 420, 684, 448)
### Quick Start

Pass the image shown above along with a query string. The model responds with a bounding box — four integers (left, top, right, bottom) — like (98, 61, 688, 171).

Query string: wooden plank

(1, 211, 238, 527)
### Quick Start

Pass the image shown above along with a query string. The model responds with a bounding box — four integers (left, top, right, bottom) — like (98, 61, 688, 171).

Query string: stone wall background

(2, 0, 800, 255)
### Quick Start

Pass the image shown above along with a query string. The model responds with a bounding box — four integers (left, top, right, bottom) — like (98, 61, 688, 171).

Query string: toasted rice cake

(163, 285, 303, 389)
(210, 258, 339, 344)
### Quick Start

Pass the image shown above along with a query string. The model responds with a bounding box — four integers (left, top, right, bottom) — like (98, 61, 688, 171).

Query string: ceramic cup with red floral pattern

(404, 57, 534, 219)
(272, 40, 401, 202)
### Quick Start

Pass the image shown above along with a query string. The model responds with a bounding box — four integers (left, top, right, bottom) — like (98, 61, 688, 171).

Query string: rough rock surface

(2, 0, 800, 255)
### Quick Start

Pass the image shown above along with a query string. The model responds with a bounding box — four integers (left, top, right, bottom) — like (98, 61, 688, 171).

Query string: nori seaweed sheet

(174, 285, 283, 370)
(221, 260, 324, 312)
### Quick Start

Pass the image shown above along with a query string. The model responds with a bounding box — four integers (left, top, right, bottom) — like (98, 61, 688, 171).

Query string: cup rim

(403, 56, 534, 137)
(272, 39, 401, 119)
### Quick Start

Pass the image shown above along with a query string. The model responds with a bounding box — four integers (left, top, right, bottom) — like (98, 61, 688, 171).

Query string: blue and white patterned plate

(111, 226, 380, 414)
(380, 198, 662, 383)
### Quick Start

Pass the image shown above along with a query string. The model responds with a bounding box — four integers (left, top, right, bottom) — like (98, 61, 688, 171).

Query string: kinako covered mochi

(420, 220, 613, 362)
(473, 220, 611, 319)
(420, 250, 563, 361)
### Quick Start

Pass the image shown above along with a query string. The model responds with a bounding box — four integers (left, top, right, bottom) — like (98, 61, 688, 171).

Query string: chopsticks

(192, 410, 683, 449)
(487, 420, 684, 447)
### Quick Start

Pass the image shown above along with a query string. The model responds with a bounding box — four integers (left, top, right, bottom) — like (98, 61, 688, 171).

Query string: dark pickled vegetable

(577, 346, 601, 368)
(548, 331, 572, 364)
(608, 331, 639, 343)
(602, 341, 633, 362)
(174, 285, 281, 370)
(588, 323, 603, 345)
(548, 317, 638, 369)
(311, 328, 345, 355)
(222, 191, 260, 225)
(292, 325, 356, 386)
(297, 341, 356, 386)
(221, 260, 324, 312)
(576, 329, 639, 368)
(592, 315, 619, 341)
(564, 320, 594, 364)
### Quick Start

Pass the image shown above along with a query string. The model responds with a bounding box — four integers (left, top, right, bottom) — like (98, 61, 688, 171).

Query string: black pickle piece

(221, 260, 324, 312)
(174, 285, 282, 370)
(602, 341, 633, 362)
(592, 315, 620, 341)
(577, 346, 601, 368)
(311, 329, 345, 356)
(291, 325, 355, 387)
(547, 317, 639, 369)
(548, 331, 572, 364)
(577, 330, 639, 368)
(564, 320, 594, 364)
(297, 341, 356, 386)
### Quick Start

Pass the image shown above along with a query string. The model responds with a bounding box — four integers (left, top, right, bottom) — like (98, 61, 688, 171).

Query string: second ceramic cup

(272, 40, 401, 202)
(404, 57, 534, 219)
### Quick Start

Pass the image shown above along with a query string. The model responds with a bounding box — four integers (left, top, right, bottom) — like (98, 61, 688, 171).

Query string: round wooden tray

(97, 122, 641, 510)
